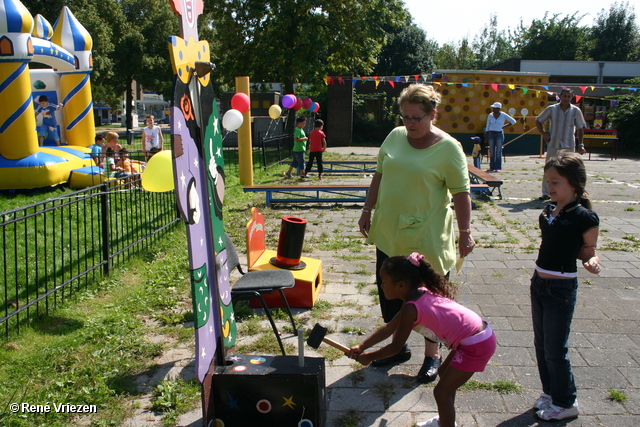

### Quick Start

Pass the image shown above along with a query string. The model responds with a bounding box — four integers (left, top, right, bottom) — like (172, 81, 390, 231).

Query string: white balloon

(222, 109, 243, 131)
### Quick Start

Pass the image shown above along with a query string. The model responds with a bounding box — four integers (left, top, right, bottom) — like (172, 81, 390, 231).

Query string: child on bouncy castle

(35, 95, 63, 146)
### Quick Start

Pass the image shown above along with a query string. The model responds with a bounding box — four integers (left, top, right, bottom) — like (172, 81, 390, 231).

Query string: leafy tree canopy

(435, 38, 476, 70)
(202, 0, 409, 93)
(511, 12, 590, 60)
(473, 14, 517, 69)
(607, 77, 640, 151)
(374, 22, 438, 75)
(590, 2, 640, 61)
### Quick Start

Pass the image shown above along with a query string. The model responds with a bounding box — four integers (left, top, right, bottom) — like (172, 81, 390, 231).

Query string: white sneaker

(536, 401, 579, 421)
(533, 393, 552, 410)
(416, 416, 457, 427)
(416, 416, 439, 427)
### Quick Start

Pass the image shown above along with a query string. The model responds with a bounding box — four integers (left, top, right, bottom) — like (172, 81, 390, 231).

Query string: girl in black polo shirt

(531, 151, 601, 422)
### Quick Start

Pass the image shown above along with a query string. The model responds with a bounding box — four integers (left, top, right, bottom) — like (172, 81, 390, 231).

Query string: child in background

(530, 151, 600, 421)
(115, 148, 132, 178)
(471, 136, 482, 168)
(286, 116, 308, 178)
(35, 95, 63, 146)
(105, 132, 122, 160)
(349, 253, 496, 427)
(90, 134, 105, 166)
(142, 114, 164, 161)
(103, 147, 117, 178)
(304, 119, 327, 179)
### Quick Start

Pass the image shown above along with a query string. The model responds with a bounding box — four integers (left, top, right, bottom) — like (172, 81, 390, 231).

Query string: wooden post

(236, 76, 254, 185)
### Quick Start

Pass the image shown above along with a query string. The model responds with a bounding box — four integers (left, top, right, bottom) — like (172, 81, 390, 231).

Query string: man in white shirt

(484, 102, 516, 172)
(535, 89, 587, 200)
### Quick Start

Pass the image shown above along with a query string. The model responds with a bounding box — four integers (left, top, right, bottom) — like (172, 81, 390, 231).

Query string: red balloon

(302, 98, 313, 109)
(314, 102, 320, 112)
(294, 98, 303, 111)
(231, 93, 250, 114)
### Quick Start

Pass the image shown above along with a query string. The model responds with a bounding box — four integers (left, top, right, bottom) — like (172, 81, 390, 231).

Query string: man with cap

(485, 102, 516, 172)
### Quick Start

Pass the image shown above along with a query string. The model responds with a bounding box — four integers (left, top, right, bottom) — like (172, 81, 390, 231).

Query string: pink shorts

(449, 323, 496, 373)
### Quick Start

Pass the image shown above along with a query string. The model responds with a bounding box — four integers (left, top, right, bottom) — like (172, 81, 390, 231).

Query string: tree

(607, 78, 640, 152)
(434, 38, 476, 70)
(374, 22, 438, 75)
(590, 2, 640, 61)
(108, 0, 178, 130)
(511, 12, 590, 60)
(203, 0, 408, 93)
(473, 14, 516, 69)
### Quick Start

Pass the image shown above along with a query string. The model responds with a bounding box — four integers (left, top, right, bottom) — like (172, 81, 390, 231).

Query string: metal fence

(0, 175, 180, 339)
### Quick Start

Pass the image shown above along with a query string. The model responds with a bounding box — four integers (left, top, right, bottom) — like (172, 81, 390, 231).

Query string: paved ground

(131, 148, 640, 427)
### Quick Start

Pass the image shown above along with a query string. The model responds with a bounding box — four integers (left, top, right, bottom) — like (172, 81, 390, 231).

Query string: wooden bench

(285, 161, 377, 174)
(244, 183, 490, 207)
(467, 164, 503, 199)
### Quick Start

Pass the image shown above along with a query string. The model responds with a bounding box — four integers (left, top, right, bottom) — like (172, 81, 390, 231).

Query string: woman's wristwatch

(459, 229, 471, 233)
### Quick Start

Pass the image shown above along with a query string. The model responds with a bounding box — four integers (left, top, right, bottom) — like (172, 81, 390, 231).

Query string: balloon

(302, 98, 313, 109)
(308, 102, 317, 113)
(268, 104, 282, 120)
(231, 93, 250, 114)
(282, 94, 296, 109)
(142, 150, 174, 192)
(294, 98, 303, 111)
(222, 109, 243, 131)
(314, 102, 320, 112)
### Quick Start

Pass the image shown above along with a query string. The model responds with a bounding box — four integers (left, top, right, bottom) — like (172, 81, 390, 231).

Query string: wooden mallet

(307, 323, 350, 354)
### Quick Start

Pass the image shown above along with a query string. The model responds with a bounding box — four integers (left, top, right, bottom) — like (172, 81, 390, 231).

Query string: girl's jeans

(487, 131, 504, 170)
(530, 271, 578, 408)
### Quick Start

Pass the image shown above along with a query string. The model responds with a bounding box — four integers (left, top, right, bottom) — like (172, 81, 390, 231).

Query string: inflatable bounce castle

(0, 0, 96, 190)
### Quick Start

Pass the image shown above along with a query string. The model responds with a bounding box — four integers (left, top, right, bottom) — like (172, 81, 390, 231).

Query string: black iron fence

(0, 175, 180, 339)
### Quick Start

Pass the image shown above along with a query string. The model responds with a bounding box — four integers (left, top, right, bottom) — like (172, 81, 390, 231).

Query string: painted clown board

(169, 73, 237, 419)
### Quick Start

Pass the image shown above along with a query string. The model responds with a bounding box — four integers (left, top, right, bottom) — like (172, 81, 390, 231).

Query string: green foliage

(151, 379, 200, 413)
(460, 379, 522, 394)
(607, 388, 629, 402)
(352, 91, 398, 145)
(0, 227, 195, 426)
(590, 2, 640, 61)
(473, 14, 517, 69)
(374, 23, 438, 75)
(203, 0, 409, 93)
(435, 38, 476, 70)
(607, 78, 640, 152)
(511, 12, 590, 60)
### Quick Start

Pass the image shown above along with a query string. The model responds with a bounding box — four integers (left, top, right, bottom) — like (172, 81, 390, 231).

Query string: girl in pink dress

(349, 253, 496, 427)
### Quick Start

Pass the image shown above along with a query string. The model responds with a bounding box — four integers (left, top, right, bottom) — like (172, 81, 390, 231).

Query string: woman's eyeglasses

(400, 113, 428, 124)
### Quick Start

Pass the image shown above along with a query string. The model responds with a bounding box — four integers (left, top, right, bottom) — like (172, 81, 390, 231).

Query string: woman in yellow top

(358, 84, 476, 383)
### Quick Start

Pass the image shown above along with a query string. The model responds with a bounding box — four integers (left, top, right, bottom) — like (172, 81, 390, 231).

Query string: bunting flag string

(320, 74, 639, 101)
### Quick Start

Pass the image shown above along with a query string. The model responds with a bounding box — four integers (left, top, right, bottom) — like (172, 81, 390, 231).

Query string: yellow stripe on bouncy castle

(0, 0, 38, 160)
(52, 6, 95, 146)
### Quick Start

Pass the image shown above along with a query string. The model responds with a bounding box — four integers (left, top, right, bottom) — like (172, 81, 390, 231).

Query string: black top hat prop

(270, 216, 307, 269)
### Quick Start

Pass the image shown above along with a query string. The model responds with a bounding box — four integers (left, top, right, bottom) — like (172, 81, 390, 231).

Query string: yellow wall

(435, 71, 550, 136)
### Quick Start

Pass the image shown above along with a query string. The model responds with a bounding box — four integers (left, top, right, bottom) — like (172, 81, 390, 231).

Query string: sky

(402, 0, 620, 46)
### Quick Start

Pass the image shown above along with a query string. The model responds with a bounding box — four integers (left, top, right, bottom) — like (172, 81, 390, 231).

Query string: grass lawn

(0, 149, 388, 426)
